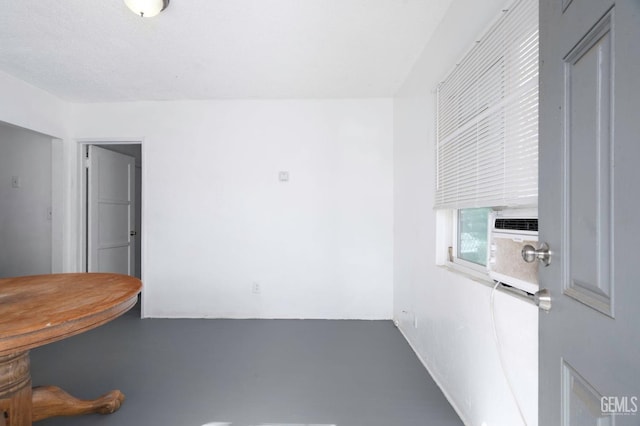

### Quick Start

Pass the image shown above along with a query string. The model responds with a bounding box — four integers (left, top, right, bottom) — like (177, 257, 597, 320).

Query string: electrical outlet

(11, 176, 20, 189)
(252, 282, 261, 294)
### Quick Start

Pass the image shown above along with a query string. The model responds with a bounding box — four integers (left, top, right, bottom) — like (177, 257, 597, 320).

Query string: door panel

(539, 0, 640, 424)
(563, 10, 614, 317)
(97, 246, 130, 274)
(87, 146, 135, 275)
(562, 361, 611, 426)
(97, 203, 130, 245)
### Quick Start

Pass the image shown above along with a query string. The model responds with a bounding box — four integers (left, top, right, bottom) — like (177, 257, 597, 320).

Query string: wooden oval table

(0, 273, 142, 425)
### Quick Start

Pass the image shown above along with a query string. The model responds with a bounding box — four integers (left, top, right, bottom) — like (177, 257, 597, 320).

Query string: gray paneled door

(539, 0, 640, 424)
(87, 145, 135, 275)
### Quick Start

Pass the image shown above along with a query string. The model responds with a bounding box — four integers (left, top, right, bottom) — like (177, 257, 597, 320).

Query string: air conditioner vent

(494, 218, 538, 232)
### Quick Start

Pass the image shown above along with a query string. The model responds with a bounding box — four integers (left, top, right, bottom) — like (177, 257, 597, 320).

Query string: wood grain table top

(0, 273, 142, 357)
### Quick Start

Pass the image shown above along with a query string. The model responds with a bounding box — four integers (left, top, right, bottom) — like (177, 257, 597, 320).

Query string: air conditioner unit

(488, 209, 539, 294)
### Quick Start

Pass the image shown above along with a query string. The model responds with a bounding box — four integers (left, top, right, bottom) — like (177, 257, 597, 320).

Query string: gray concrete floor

(30, 304, 463, 426)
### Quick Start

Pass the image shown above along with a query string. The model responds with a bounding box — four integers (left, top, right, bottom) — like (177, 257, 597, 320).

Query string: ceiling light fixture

(124, 0, 169, 18)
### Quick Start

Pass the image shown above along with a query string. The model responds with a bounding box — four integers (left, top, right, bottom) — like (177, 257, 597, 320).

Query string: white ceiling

(0, 0, 453, 102)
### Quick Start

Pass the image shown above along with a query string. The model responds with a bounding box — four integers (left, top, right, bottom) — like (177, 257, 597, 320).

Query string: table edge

(0, 294, 138, 357)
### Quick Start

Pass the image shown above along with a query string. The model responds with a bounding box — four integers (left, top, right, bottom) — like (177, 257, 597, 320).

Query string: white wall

(0, 70, 70, 274)
(71, 99, 394, 319)
(393, 1, 538, 425)
(0, 124, 52, 277)
(0, 71, 69, 139)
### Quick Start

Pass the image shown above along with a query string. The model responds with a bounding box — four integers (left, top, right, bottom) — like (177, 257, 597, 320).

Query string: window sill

(438, 262, 496, 289)
(439, 262, 539, 306)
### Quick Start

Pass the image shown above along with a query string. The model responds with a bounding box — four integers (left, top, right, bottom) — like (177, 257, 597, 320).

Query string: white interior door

(87, 145, 135, 275)
(539, 0, 640, 424)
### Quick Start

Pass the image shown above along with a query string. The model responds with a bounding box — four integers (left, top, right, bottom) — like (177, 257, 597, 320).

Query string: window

(436, 0, 539, 270)
(457, 208, 491, 266)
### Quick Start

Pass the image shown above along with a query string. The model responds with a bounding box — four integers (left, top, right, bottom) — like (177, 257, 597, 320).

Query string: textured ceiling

(0, 0, 453, 102)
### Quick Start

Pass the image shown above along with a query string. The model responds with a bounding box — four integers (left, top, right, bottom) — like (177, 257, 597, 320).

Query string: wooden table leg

(32, 386, 125, 422)
(0, 352, 32, 426)
(1, 351, 126, 424)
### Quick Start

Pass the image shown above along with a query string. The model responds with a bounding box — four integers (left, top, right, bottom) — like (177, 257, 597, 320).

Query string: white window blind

(435, 0, 538, 209)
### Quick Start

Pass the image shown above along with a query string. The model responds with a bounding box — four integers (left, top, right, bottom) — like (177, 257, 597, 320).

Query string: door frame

(76, 138, 145, 314)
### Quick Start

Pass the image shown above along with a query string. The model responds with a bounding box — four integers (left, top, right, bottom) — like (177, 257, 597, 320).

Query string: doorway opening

(78, 140, 143, 312)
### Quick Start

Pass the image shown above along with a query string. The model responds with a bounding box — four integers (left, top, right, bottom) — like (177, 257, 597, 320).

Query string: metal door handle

(534, 288, 551, 311)
(522, 242, 551, 266)
(130, 231, 137, 236)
